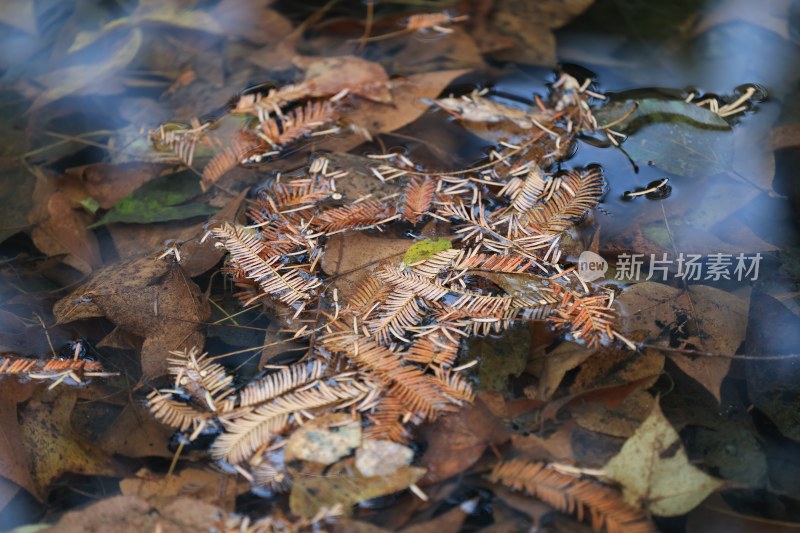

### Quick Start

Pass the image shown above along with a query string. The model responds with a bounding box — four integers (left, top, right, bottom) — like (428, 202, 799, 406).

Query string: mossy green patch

(402, 238, 452, 266)
(642, 225, 671, 249)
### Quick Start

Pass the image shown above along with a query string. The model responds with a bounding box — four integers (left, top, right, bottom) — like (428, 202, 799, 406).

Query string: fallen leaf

(107, 188, 245, 276)
(31, 29, 142, 111)
(511, 421, 576, 463)
(387, 27, 486, 75)
(595, 99, 730, 131)
(285, 414, 361, 465)
(28, 172, 102, 274)
(487, 0, 594, 65)
(120, 467, 242, 511)
(571, 389, 655, 438)
(209, 0, 292, 45)
(90, 172, 216, 227)
(570, 347, 664, 394)
(53, 256, 210, 379)
(326, 69, 471, 145)
(399, 499, 476, 533)
(685, 419, 767, 487)
(0, 381, 37, 499)
(356, 440, 414, 477)
(540, 375, 658, 424)
(745, 291, 800, 441)
(527, 341, 598, 400)
(321, 232, 413, 298)
(419, 398, 509, 484)
(604, 400, 724, 516)
(41, 495, 233, 532)
(472, 326, 530, 392)
(290, 464, 425, 517)
(296, 55, 393, 103)
(617, 282, 748, 402)
(19, 389, 119, 497)
(99, 403, 175, 459)
(66, 162, 168, 210)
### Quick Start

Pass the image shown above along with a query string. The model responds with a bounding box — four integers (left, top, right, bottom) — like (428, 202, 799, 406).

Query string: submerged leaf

(596, 98, 733, 178)
(617, 282, 748, 402)
(596, 99, 730, 131)
(20, 390, 119, 497)
(355, 440, 414, 477)
(285, 414, 361, 465)
(91, 172, 215, 227)
(604, 401, 724, 516)
(290, 465, 425, 517)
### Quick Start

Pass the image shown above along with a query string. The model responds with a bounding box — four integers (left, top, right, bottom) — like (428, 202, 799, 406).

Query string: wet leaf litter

(0, 1, 799, 532)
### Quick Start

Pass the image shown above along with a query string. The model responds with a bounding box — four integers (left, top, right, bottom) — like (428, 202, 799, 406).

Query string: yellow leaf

(604, 400, 724, 516)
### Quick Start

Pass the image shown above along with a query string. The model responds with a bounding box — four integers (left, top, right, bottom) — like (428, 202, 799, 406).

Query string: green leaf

(90, 172, 215, 227)
(622, 122, 732, 178)
(470, 325, 531, 392)
(595, 98, 730, 131)
(402, 238, 452, 266)
(593, 98, 735, 178)
(80, 197, 100, 214)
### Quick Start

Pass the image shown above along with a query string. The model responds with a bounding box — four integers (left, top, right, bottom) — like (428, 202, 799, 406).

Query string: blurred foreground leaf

(30, 29, 142, 111)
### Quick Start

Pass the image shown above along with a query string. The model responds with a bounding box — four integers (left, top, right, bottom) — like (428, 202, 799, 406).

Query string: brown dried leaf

(418, 398, 509, 484)
(511, 421, 576, 463)
(571, 389, 655, 438)
(28, 174, 102, 274)
(120, 467, 242, 511)
(541, 375, 659, 425)
(66, 163, 168, 210)
(488, 0, 594, 65)
(296, 55, 393, 103)
(0, 381, 37, 499)
(210, 0, 293, 45)
(326, 69, 471, 147)
(321, 232, 413, 299)
(41, 495, 232, 533)
(53, 257, 210, 379)
(527, 341, 598, 400)
(617, 283, 748, 402)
